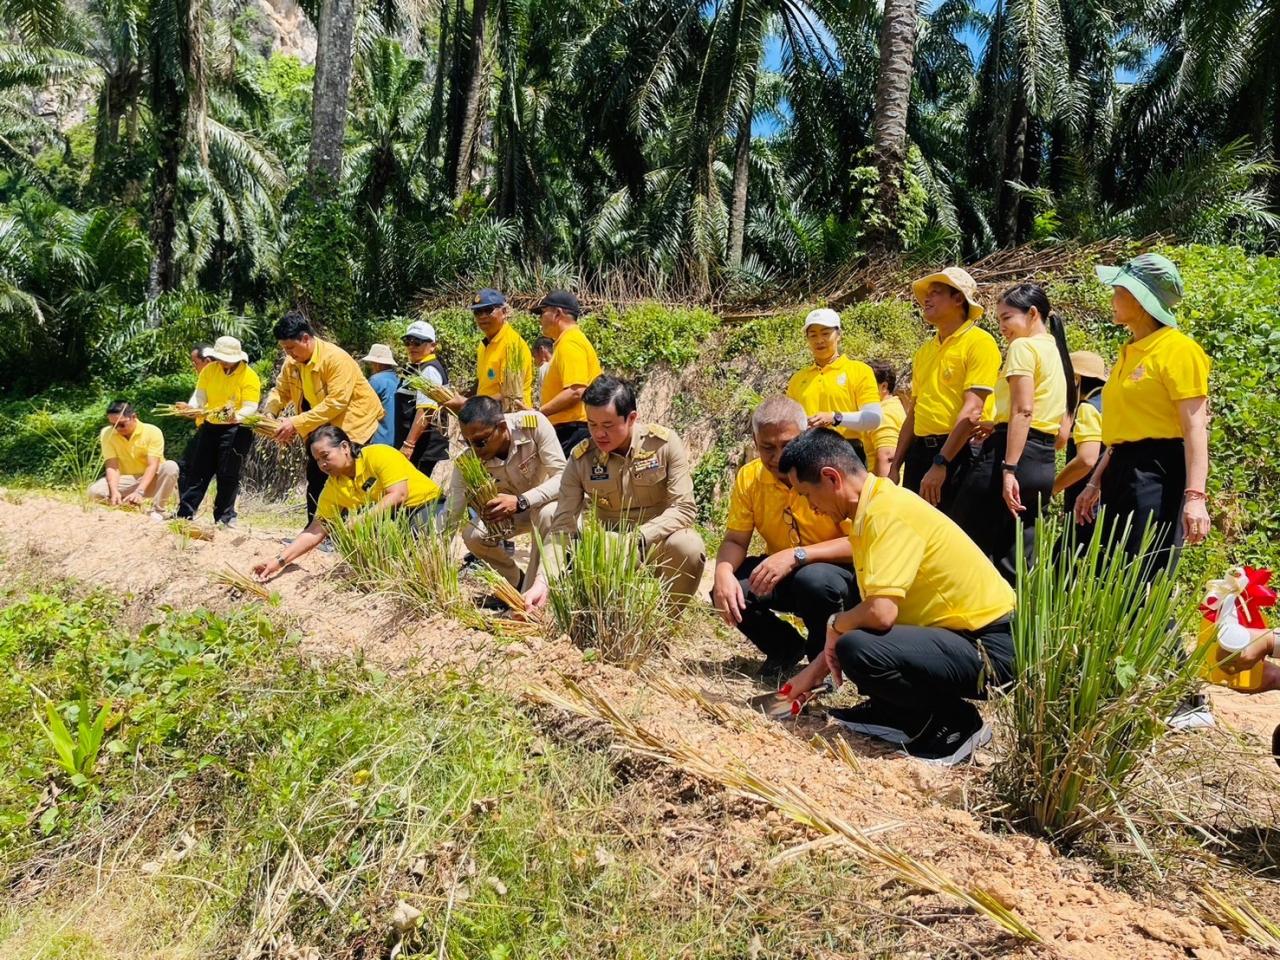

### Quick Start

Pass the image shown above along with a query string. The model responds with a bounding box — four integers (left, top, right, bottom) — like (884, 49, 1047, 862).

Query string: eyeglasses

(783, 504, 801, 546)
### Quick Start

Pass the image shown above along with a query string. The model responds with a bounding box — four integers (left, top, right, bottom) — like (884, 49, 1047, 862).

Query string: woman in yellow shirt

(951, 283, 1072, 582)
(252, 425, 442, 581)
(1075, 253, 1210, 581)
(785, 308, 881, 464)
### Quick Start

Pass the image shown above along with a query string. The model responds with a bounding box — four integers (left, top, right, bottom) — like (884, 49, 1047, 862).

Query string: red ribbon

(1200, 567, 1276, 629)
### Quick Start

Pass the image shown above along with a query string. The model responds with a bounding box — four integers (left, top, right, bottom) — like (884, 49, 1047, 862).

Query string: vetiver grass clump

(539, 510, 670, 668)
(326, 508, 463, 613)
(994, 516, 1207, 850)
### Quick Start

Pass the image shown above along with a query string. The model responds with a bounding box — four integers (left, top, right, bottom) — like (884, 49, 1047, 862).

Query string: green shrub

(840, 299, 922, 367)
(580, 303, 718, 379)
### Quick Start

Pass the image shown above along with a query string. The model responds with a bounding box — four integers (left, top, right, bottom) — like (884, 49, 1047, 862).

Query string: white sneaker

(1169, 694, 1215, 730)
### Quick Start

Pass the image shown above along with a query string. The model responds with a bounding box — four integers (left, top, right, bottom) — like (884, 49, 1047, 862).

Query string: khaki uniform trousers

(463, 501, 557, 590)
(87, 460, 180, 511)
(642, 527, 706, 603)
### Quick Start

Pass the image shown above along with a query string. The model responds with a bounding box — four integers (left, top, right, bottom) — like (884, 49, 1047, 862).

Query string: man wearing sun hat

(175, 335, 261, 526)
(890, 267, 1001, 515)
(361, 343, 400, 448)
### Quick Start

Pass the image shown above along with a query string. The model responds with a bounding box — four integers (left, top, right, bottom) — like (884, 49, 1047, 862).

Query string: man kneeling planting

(779, 427, 1016, 766)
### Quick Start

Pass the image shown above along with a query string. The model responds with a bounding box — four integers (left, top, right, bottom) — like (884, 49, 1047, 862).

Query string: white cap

(404, 320, 437, 342)
(802, 308, 841, 330)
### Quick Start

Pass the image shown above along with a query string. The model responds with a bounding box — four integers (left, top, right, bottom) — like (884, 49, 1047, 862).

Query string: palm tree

(869, 0, 917, 246)
(308, 0, 359, 183)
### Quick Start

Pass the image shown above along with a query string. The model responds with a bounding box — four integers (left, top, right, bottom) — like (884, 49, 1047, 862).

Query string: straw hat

(1069, 350, 1108, 381)
(207, 335, 249, 364)
(911, 267, 984, 322)
(361, 343, 398, 366)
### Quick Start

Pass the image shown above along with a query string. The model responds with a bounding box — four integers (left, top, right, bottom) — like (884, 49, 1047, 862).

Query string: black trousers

(836, 616, 1014, 730)
(950, 427, 1056, 584)
(305, 442, 327, 523)
(1099, 438, 1186, 583)
(553, 422, 589, 457)
(177, 424, 253, 523)
(902, 435, 972, 515)
(411, 449, 443, 479)
(716, 556, 859, 663)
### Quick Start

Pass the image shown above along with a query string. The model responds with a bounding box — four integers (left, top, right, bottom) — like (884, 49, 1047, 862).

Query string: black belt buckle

(919, 435, 945, 449)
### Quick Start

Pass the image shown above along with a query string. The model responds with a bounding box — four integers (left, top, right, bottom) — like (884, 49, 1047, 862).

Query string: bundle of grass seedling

(454, 449, 516, 543)
(152, 403, 208, 420)
(500, 348, 528, 412)
(402, 375, 462, 418)
(537, 509, 668, 668)
(993, 514, 1207, 851)
(470, 564, 530, 614)
(238, 412, 284, 439)
(326, 507, 464, 614)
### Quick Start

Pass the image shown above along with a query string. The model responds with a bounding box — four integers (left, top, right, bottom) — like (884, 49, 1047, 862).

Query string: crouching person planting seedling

(252, 425, 442, 581)
(778, 427, 1016, 766)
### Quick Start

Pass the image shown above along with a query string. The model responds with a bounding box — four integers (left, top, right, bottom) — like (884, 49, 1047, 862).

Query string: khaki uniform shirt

(549, 422, 696, 547)
(445, 411, 566, 524)
(263, 337, 384, 442)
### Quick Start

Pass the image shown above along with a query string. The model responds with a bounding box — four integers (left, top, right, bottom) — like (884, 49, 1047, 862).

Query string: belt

(914, 434, 949, 449)
(990, 423, 1057, 443)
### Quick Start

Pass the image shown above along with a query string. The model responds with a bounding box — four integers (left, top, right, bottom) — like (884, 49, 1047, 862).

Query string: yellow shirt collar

(935, 318, 977, 346)
(851, 473, 884, 537)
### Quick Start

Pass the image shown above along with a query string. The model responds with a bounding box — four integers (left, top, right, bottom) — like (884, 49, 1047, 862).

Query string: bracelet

(1184, 489, 1207, 502)
(1084, 482, 1100, 491)
(276, 554, 286, 567)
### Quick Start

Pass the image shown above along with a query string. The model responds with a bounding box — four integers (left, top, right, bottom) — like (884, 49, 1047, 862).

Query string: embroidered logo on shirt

(836, 373, 847, 386)
(487, 368, 497, 380)
(1130, 363, 1146, 382)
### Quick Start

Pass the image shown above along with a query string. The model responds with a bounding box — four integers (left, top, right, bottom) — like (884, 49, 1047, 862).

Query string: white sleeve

(236, 400, 260, 417)
(837, 402, 882, 432)
(190, 388, 207, 407)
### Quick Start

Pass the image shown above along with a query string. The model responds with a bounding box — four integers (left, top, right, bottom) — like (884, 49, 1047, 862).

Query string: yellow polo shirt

(1072, 392, 1103, 446)
(872, 395, 906, 452)
(99, 421, 165, 476)
(1101, 327, 1209, 445)
(197, 362, 262, 414)
(786, 355, 879, 441)
(993, 333, 1067, 432)
(849, 475, 1015, 630)
(910, 321, 1002, 436)
(725, 458, 846, 555)
(476, 322, 534, 408)
(316, 444, 442, 522)
(540, 324, 602, 425)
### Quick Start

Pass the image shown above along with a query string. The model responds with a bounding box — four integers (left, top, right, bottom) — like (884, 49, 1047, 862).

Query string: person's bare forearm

(890, 407, 916, 471)
(540, 386, 583, 417)
(1054, 455, 1093, 495)
(940, 395, 984, 460)
(106, 465, 121, 499)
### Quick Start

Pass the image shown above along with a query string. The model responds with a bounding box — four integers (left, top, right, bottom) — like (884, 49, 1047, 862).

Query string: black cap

(533, 290, 581, 316)
(469, 288, 507, 311)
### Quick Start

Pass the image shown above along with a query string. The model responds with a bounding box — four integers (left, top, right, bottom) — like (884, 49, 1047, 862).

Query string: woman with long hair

(951, 282, 1073, 582)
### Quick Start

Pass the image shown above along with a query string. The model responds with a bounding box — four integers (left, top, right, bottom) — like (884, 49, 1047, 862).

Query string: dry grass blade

(1199, 886, 1280, 948)
(214, 565, 272, 600)
(645, 675, 755, 732)
(470, 565, 532, 614)
(525, 677, 1045, 944)
(811, 734, 863, 773)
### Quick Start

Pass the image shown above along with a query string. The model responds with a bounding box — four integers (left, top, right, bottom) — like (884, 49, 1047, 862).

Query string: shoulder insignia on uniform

(520, 412, 539, 430)
(571, 438, 591, 459)
(644, 423, 670, 441)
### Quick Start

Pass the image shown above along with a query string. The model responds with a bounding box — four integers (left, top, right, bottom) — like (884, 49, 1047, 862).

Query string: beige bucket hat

(1069, 350, 1108, 381)
(911, 267, 984, 322)
(208, 335, 249, 364)
(361, 343, 398, 366)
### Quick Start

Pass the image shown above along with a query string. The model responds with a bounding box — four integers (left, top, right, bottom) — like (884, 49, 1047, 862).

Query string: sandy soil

(2, 491, 1278, 960)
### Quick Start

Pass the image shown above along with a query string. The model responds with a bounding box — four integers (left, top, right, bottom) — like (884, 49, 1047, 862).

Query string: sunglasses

(402, 337, 428, 346)
(466, 430, 497, 450)
(783, 504, 801, 547)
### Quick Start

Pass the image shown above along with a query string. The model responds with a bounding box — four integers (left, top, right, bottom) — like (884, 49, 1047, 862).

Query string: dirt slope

(1, 493, 1275, 960)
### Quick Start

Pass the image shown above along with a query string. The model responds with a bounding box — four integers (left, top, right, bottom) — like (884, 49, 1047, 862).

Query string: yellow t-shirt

(1072, 393, 1103, 446)
(725, 458, 846, 555)
(99, 421, 165, 476)
(540, 324, 602, 425)
(786, 355, 879, 441)
(476, 322, 534, 408)
(993, 333, 1067, 433)
(197, 362, 262, 414)
(872, 395, 906, 453)
(849, 475, 1015, 630)
(910, 321, 1002, 436)
(1101, 327, 1209, 445)
(316, 444, 442, 522)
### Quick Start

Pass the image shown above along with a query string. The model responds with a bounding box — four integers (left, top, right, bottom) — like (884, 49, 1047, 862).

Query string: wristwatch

(827, 612, 842, 634)
(932, 452, 949, 467)
(515, 495, 529, 513)
(1001, 461, 1018, 473)
(793, 546, 808, 567)
(832, 412, 843, 426)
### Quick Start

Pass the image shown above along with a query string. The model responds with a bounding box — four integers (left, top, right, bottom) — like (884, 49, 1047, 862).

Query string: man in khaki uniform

(524, 375, 705, 608)
(445, 397, 566, 589)
(263, 310, 385, 522)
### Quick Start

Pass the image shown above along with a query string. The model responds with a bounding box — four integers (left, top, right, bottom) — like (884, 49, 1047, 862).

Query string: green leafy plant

(326, 508, 464, 614)
(994, 515, 1207, 850)
(538, 510, 670, 668)
(37, 695, 113, 788)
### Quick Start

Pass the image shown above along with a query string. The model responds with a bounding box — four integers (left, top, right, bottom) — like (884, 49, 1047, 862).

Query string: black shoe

(1271, 724, 1280, 771)
(459, 553, 480, 572)
(478, 593, 510, 611)
(902, 703, 991, 766)
(829, 699, 921, 746)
